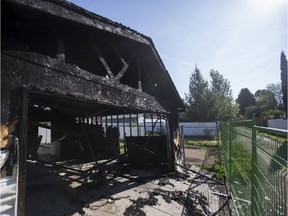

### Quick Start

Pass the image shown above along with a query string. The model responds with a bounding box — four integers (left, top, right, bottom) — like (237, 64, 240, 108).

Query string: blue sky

(69, 0, 287, 99)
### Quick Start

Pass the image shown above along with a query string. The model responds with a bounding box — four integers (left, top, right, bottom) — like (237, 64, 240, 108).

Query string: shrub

(205, 164, 225, 180)
(262, 109, 285, 119)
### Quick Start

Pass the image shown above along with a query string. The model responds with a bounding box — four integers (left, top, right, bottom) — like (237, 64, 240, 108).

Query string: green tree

(255, 89, 277, 110)
(243, 105, 259, 119)
(244, 89, 277, 118)
(262, 109, 285, 119)
(210, 70, 232, 97)
(184, 66, 209, 121)
(236, 88, 256, 115)
(209, 70, 238, 121)
(184, 67, 238, 121)
(266, 83, 283, 108)
(280, 51, 287, 117)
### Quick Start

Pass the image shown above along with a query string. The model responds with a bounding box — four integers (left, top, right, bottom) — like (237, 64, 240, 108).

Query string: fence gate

(220, 119, 287, 216)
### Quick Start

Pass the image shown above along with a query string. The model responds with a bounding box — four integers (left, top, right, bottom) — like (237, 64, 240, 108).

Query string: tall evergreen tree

(184, 66, 209, 121)
(280, 51, 287, 117)
(236, 88, 256, 115)
(184, 67, 238, 121)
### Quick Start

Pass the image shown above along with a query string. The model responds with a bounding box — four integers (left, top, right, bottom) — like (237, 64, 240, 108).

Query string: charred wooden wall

(1, 50, 167, 123)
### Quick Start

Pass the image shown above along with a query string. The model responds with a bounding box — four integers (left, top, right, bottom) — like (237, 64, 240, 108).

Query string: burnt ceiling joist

(28, 90, 169, 119)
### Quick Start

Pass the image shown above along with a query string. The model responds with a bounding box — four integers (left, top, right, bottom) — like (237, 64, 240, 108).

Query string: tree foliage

(280, 51, 287, 116)
(184, 66, 209, 121)
(209, 70, 238, 121)
(266, 83, 283, 108)
(243, 89, 277, 118)
(210, 70, 232, 97)
(184, 67, 238, 121)
(236, 88, 256, 115)
(261, 109, 285, 119)
(255, 89, 277, 110)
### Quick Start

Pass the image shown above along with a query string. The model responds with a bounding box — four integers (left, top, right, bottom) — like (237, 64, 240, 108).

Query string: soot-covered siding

(1, 50, 167, 123)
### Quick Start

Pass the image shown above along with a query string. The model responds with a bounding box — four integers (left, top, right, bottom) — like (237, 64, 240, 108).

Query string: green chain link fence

(220, 119, 287, 216)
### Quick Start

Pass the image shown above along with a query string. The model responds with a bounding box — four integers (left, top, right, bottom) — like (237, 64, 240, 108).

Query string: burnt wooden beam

(115, 58, 128, 81)
(2, 51, 167, 114)
(92, 41, 129, 83)
(111, 44, 132, 82)
(94, 45, 115, 81)
(85, 152, 128, 173)
(36, 160, 84, 175)
(80, 118, 97, 162)
(17, 87, 29, 216)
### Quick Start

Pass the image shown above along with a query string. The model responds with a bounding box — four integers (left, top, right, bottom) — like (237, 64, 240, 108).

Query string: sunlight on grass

(119, 140, 125, 154)
(184, 139, 218, 147)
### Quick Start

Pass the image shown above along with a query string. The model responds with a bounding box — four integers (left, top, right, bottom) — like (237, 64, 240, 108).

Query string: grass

(205, 164, 225, 180)
(184, 138, 218, 147)
(119, 140, 125, 154)
(184, 138, 223, 179)
(257, 131, 287, 143)
(223, 141, 252, 184)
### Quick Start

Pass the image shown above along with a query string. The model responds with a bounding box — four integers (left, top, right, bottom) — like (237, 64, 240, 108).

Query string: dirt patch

(185, 147, 219, 167)
(205, 147, 220, 166)
(185, 146, 235, 216)
(185, 148, 207, 165)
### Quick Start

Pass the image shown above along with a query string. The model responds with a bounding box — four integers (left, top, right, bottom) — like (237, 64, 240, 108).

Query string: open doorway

(23, 91, 172, 215)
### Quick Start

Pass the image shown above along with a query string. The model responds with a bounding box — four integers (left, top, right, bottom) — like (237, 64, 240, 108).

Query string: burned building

(1, 0, 185, 215)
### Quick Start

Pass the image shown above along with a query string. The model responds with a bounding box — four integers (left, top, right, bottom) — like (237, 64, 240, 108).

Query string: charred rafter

(92, 43, 129, 83)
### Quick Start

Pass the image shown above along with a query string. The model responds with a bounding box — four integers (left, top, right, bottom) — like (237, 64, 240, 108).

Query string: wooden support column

(138, 61, 142, 91)
(136, 113, 139, 136)
(144, 113, 147, 136)
(16, 87, 29, 216)
(56, 34, 65, 61)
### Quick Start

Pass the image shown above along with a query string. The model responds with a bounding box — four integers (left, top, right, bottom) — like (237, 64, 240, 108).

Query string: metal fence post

(220, 118, 287, 215)
(251, 116, 258, 216)
(229, 122, 232, 190)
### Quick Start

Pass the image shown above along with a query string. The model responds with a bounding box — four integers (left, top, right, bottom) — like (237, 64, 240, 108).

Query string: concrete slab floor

(25, 160, 227, 216)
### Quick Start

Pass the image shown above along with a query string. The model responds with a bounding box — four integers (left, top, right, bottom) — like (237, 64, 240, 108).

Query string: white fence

(119, 122, 218, 138)
(179, 122, 217, 137)
(38, 127, 51, 144)
(38, 122, 167, 142)
(38, 122, 218, 142)
(267, 119, 288, 130)
(116, 122, 166, 139)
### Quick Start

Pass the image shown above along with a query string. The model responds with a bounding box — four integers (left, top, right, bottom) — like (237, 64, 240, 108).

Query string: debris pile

(25, 157, 233, 216)
(124, 193, 158, 216)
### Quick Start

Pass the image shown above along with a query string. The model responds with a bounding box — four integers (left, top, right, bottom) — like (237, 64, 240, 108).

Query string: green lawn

(184, 138, 218, 147)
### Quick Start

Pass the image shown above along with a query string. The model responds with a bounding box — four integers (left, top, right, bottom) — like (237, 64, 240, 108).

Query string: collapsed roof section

(2, 0, 184, 121)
